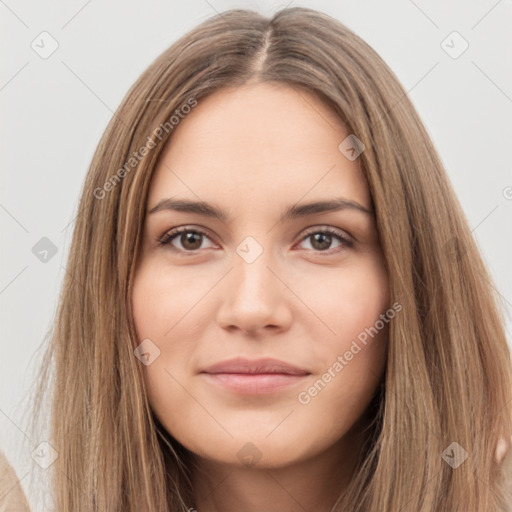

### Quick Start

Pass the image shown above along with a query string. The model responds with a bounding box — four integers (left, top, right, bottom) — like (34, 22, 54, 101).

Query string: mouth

(200, 357, 311, 395)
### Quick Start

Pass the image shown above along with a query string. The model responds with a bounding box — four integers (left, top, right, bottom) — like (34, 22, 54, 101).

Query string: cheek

(292, 256, 389, 411)
(131, 259, 211, 340)
(132, 263, 170, 339)
(131, 263, 197, 373)
(131, 260, 216, 435)
(293, 253, 389, 349)
(295, 304, 388, 448)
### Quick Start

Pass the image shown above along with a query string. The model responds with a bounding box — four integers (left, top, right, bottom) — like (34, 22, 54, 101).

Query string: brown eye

(159, 227, 215, 252)
(297, 227, 354, 253)
(178, 231, 203, 250)
(310, 232, 332, 251)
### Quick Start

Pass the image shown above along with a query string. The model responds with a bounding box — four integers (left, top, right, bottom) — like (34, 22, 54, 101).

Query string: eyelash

(157, 226, 354, 255)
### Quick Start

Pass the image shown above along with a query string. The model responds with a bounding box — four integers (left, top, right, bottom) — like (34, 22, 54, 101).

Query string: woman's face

(131, 83, 390, 469)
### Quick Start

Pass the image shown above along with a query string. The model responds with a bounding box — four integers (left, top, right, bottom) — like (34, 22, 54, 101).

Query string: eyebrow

(148, 197, 374, 221)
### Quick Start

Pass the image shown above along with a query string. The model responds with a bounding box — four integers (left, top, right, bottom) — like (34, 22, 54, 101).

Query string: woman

(27, 6, 512, 511)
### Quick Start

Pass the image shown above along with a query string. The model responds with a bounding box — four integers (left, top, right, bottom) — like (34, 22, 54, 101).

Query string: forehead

(148, 83, 371, 213)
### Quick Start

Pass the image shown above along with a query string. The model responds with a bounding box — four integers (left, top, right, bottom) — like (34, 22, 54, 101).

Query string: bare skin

(131, 82, 390, 512)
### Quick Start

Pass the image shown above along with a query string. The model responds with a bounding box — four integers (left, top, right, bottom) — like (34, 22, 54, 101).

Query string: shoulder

(0, 450, 31, 512)
(496, 435, 512, 464)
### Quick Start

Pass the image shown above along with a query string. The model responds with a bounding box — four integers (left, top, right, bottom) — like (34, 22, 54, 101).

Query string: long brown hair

(27, 7, 512, 511)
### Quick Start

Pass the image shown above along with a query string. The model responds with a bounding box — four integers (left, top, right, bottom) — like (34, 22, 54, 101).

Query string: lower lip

(201, 372, 309, 395)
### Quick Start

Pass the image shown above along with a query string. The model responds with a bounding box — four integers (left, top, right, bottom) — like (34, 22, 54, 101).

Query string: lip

(201, 357, 310, 395)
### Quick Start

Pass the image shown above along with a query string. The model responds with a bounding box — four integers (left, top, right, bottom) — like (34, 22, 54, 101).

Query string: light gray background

(1, 0, 511, 509)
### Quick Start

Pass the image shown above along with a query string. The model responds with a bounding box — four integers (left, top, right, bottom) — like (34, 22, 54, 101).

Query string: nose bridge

(231, 238, 277, 302)
(215, 236, 292, 333)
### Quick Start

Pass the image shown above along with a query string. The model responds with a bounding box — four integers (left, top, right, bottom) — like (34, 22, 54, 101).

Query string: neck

(189, 423, 366, 512)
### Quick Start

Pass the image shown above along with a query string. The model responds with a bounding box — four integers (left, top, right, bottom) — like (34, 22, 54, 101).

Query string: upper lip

(201, 357, 310, 376)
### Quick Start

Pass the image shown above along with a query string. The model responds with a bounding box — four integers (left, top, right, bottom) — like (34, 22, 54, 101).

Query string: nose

(215, 249, 293, 335)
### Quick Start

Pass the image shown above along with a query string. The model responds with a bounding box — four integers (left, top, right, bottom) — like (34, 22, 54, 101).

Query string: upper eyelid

(301, 225, 352, 239)
(159, 225, 218, 245)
